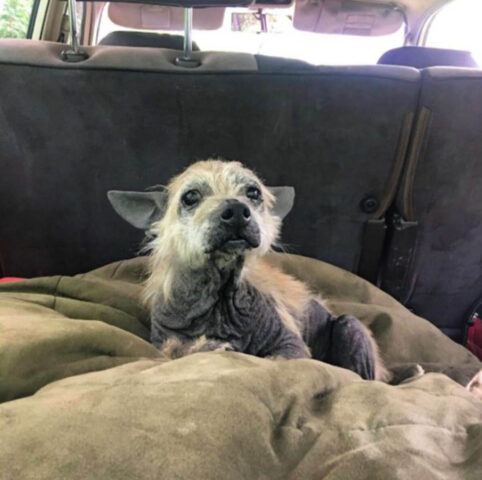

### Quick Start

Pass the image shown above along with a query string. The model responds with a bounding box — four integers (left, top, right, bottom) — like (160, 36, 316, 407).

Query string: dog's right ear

(107, 189, 168, 230)
(268, 186, 295, 220)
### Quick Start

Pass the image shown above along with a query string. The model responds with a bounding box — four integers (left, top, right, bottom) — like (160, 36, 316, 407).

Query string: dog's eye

(181, 190, 201, 207)
(246, 186, 261, 201)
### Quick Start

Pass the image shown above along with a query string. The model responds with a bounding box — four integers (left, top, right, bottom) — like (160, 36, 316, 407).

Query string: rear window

(423, 0, 482, 63)
(96, 3, 405, 65)
(0, 0, 34, 39)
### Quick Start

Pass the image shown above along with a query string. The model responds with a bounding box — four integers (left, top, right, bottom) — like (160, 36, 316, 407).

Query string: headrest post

(61, 0, 88, 62)
(68, 0, 80, 55)
(184, 7, 193, 59)
(175, 7, 200, 68)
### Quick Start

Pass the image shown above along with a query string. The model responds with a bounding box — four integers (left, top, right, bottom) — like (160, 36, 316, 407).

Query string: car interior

(0, 0, 481, 478)
(1, 0, 481, 342)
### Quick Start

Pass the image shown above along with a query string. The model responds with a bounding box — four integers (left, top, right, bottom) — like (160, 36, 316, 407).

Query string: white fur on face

(144, 160, 281, 304)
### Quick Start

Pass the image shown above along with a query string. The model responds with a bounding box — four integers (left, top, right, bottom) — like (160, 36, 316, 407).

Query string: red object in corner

(467, 315, 482, 361)
(0, 277, 23, 283)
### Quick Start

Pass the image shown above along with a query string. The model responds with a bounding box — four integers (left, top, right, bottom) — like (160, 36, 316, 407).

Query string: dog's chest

(151, 274, 291, 355)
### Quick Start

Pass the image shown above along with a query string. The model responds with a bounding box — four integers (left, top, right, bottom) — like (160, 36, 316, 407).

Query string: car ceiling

(372, 0, 454, 43)
(290, 0, 455, 43)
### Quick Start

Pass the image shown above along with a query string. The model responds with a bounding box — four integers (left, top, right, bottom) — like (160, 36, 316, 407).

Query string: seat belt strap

(357, 219, 387, 284)
(380, 215, 419, 303)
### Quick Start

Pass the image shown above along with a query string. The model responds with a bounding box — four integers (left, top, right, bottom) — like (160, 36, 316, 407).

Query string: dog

(108, 160, 389, 381)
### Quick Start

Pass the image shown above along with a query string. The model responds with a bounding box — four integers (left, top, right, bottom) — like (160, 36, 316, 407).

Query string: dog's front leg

(325, 314, 376, 380)
(304, 301, 377, 380)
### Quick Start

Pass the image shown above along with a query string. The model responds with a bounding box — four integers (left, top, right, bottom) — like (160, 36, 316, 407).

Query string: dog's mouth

(221, 237, 257, 251)
(206, 229, 261, 254)
(222, 239, 250, 250)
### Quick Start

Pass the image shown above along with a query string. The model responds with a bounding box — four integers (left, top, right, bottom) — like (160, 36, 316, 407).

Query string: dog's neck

(150, 252, 252, 329)
(186, 251, 248, 290)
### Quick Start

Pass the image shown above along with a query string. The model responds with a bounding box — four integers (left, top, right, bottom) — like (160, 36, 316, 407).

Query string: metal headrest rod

(175, 8, 200, 68)
(61, 0, 88, 62)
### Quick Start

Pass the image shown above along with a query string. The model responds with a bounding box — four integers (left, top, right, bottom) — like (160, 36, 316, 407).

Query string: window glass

(0, 0, 35, 39)
(97, 4, 405, 65)
(424, 0, 482, 63)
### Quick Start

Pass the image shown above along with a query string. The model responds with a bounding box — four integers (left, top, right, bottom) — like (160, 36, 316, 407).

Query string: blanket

(0, 254, 481, 479)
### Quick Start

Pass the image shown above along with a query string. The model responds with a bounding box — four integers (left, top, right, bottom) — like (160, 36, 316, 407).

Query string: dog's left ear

(268, 187, 295, 220)
(107, 188, 168, 230)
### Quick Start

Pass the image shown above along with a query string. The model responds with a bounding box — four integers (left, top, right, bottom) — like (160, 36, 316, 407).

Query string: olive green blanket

(0, 254, 481, 479)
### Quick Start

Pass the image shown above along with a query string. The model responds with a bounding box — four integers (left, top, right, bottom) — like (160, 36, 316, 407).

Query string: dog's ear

(268, 187, 295, 220)
(107, 189, 168, 230)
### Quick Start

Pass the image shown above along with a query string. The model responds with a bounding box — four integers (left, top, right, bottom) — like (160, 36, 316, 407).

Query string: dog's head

(108, 160, 294, 268)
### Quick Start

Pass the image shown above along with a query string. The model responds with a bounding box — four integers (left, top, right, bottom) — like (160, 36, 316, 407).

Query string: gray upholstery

(388, 67, 482, 341)
(378, 46, 478, 69)
(99, 31, 200, 51)
(0, 39, 420, 280)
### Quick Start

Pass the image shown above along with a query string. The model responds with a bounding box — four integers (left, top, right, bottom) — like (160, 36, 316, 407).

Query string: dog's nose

(220, 201, 251, 227)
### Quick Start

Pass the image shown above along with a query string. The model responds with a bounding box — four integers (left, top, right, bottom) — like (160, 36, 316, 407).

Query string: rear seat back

(0, 39, 420, 278)
(383, 67, 482, 341)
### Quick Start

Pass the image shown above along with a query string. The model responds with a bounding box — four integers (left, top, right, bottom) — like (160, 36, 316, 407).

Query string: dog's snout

(220, 201, 251, 227)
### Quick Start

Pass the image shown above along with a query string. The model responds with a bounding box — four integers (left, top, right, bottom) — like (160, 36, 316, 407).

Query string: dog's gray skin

(108, 161, 376, 380)
(150, 256, 375, 379)
(151, 257, 309, 359)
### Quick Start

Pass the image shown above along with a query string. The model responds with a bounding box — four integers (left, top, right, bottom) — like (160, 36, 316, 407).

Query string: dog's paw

(389, 363, 425, 385)
(329, 314, 376, 380)
(158, 336, 234, 359)
(187, 336, 235, 354)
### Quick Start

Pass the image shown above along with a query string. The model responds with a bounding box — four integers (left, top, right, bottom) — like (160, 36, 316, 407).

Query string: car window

(423, 0, 482, 63)
(97, 3, 405, 65)
(0, 0, 35, 39)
